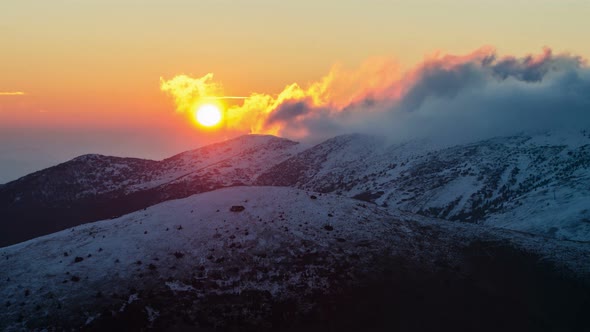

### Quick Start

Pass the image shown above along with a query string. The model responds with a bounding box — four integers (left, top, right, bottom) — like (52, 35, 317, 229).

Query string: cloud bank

(161, 47, 590, 143)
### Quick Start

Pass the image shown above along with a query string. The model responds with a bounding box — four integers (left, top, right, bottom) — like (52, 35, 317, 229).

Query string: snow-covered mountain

(0, 135, 304, 246)
(1, 187, 588, 331)
(2, 130, 589, 247)
(257, 130, 590, 241)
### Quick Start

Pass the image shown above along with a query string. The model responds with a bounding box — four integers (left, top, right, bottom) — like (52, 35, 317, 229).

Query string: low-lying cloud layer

(161, 47, 590, 143)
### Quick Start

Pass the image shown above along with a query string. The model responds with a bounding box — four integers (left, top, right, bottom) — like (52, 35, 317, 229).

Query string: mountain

(256, 130, 590, 241)
(1, 187, 588, 331)
(2, 130, 589, 247)
(0, 135, 304, 247)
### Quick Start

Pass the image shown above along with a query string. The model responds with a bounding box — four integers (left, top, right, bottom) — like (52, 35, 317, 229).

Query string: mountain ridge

(0, 135, 304, 246)
(1, 130, 589, 247)
(257, 130, 590, 241)
(2, 186, 588, 331)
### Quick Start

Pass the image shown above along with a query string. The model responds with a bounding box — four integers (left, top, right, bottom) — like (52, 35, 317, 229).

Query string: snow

(4, 129, 588, 250)
(0, 187, 400, 329)
(257, 130, 590, 241)
(1, 186, 589, 330)
(165, 281, 195, 292)
(419, 175, 478, 211)
(145, 306, 159, 325)
(1, 135, 304, 202)
(1, 129, 590, 330)
(484, 185, 590, 241)
(129, 134, 307, 192)
(121, 294, 139, 311)
(84, 313, 100, 325)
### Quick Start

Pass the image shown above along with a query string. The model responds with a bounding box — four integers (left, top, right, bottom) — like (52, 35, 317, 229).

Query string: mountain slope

(2, 130, 589, 247)
(0, 135, 304, 247)
(256, 130, 590, 241)
(1, 187, 589, 331)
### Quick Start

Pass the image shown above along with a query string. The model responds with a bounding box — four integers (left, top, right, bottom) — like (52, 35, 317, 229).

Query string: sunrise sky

(1, 0, 590, 183)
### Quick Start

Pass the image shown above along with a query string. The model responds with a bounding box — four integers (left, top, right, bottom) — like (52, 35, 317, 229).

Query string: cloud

(0, 92, 25, 96)
(160, 74, 222, 113)
(489, 47, 583, 82)
(266, 100, 312, 124)
(161, 47, 590, 143)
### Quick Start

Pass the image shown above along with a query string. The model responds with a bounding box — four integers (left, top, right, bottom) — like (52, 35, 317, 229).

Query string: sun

(194, 104, 222, 127)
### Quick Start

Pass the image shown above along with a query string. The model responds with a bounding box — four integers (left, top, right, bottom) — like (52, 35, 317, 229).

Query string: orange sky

(2, 1, 590, 128)
(1, 0, 590, 182)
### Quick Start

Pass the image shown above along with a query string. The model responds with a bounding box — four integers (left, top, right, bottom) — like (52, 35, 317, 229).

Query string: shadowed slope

(1, 187, 588, 331)
(0, 135, 303, 247)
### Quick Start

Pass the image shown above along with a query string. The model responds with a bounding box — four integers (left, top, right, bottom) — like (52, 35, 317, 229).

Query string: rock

(230, 205, 245, 212)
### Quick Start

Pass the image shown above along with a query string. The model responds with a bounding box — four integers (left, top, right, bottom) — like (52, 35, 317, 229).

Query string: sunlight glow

(195, 104, 222, 127)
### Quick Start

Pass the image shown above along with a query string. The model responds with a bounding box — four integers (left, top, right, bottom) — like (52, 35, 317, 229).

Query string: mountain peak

(0, 134, 305, 246)
(70, 153, 107, 162)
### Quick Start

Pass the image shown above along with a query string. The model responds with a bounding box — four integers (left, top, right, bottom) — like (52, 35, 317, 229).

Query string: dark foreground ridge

(88, 242, 590, 332)
(1, 187, 588, 331)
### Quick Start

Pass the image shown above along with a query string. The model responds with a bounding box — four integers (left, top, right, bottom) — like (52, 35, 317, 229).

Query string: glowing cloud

(161, 47, 590, 143)
(160, 57, 402, 136)
(0, 92, 25, 96)
(160, 74, 223, 113)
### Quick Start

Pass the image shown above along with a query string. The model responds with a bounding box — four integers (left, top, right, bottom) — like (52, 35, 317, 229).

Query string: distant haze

(0, 127, 234, 184)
